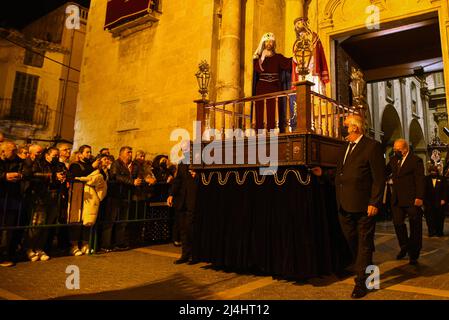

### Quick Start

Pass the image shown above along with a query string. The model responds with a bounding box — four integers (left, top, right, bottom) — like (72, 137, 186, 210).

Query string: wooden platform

(190, 132, 345, 170)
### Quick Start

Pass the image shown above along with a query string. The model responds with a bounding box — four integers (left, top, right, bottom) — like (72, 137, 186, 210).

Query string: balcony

(0, 98, 49, 130)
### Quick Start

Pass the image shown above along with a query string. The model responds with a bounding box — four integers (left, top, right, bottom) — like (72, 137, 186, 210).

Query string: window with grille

(10, 72, 39, 122)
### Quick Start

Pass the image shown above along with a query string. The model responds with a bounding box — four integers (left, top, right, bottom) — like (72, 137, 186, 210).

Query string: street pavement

(1, 220, 449, 300)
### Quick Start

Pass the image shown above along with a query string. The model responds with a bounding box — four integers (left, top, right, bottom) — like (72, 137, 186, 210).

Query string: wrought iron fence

(0, 98, 49, 128)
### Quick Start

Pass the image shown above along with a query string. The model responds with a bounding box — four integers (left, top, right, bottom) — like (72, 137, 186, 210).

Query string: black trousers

(392, 205, 423, 260)
(172, 208, 181, 243)
(0, 196, 22, 260)
(27, 192, 60, 251)
(338, 208, 376, 286)
(101, 198, 129, 248)
(424, 205, 445, 236)
(179, 210, 194, 260)
(69, 225, 91, 244)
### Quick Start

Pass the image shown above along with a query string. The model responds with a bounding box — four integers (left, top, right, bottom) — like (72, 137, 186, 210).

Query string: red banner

(104, 0, 152, 29)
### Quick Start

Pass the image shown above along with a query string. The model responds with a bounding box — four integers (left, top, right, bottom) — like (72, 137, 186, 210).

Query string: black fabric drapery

(192, 167, 351, 280)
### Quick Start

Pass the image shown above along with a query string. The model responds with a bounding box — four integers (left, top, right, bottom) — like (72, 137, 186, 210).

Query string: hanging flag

(313, 40, 330, 84)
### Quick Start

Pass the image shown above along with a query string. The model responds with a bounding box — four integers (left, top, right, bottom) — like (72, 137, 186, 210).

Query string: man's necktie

(344, 142, 356, 164)
(348, 142, 356, 154)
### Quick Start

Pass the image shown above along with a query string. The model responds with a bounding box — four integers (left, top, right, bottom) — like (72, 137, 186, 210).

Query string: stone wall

(74, 0, 215, 158)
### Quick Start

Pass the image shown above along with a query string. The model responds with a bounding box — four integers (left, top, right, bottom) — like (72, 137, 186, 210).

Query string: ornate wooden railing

(196, 81, 357, 141)
(193, 81, 359, 168)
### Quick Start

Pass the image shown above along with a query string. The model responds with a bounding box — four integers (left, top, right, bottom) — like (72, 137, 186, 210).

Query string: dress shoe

(351, 285, 367, 299)
(396, 249, 407, 260)
(409, 259, 418, 265)
(187, 260, 199, 265)
(173, 257, 189, 264)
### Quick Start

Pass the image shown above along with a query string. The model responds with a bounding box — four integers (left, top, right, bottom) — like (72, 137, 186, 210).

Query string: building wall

(0, 37, 65, 144)
(308, 0, 449, 114)
(426, 71, 448, 144)
(75, 0, 449, 158)
(0, 3, 87, 144)
(74, 0, 216, 157)
(367, 73, 444, 166)
(23, 2, 88, 143)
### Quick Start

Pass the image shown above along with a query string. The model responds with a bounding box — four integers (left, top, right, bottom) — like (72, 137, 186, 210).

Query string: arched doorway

(409, 119, 427, 168)
(381, 105, 403, 160)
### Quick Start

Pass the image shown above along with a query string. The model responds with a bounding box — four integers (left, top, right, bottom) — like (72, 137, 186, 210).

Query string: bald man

(335, 114, 385, 299)
(386, 139, 425, 266)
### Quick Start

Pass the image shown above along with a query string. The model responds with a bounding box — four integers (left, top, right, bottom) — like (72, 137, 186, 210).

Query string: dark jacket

(386, 153, 425, 207)
(68, 160, 94, 179)
(424, 175, 448, 208)
(25, 158, 67, 196)
(169, 163, 198, 212)
(335, 135, 385, 213)
(0, 155, 24, 199)
(109, 159, 140, 199)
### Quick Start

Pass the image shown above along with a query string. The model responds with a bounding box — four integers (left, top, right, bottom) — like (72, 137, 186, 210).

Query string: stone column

(216, 0, 242, 101)
(420, 82, 430, 144)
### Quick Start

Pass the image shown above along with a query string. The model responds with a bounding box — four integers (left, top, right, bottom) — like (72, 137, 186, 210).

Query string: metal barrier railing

(0, 181, 173, 257)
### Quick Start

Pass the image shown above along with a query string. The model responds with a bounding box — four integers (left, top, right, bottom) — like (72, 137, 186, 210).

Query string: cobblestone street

(1, 221, 449, 300)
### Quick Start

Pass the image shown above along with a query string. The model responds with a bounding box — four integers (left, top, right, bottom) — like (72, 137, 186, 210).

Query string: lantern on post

(349, 67, 368, 120)
(195, 60, 211, 101)
(292, 18, 316, 80)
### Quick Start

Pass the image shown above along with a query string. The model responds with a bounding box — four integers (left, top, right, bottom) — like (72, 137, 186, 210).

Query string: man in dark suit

(423, 165, 447, 237)
(386, 139, 425, 265)
(167, 142, 198, 264)
(108, 146, 143, 250)
(335, 114, 385, 299)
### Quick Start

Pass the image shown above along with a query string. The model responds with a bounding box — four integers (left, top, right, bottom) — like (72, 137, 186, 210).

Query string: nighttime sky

(0, 0, 90, 29)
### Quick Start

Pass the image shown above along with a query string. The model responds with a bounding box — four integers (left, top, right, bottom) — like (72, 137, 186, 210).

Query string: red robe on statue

(253, 54, 292, 131)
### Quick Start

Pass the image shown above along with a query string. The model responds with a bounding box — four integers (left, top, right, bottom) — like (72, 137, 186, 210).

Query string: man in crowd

(24, 147, 67, 262)
(55, 143, 72, 252)
(107, 146, 142, 251)
(387, 139, 425, 265)
(17, 145, 29, 160)
(99, 148, 110, 156)
(167, 141, 199, 264)
(423, 165, 447, 237)
(57, 143, 72, 170)
(20, 144, 44, 250)
(335, 114, 385, 299)
(0, 141, 23, 267)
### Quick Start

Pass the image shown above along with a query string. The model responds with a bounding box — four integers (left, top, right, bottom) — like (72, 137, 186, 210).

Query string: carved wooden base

(190, 133, 345, 170)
